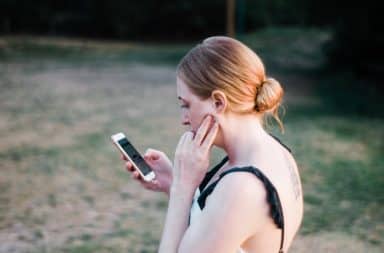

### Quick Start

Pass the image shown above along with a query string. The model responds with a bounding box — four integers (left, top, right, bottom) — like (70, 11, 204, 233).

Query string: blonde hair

(177, 36, 285, 131)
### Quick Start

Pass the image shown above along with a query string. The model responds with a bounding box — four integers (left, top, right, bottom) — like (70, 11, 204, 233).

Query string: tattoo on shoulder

(284, 153, 301, 199)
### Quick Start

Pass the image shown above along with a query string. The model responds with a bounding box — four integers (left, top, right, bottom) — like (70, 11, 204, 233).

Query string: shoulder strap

(199, 156, 228, 192)
(198, 166, 285, 253)
(269, 134, 292, 154)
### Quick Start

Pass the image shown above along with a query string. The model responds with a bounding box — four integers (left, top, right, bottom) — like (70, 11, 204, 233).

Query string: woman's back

(190, 134, 303, 252)
(240, 134, 303, 252)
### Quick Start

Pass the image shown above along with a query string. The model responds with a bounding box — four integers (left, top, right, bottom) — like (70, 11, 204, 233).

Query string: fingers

(176, 131, 192, 154)
(123, 150, 160, 191)
(131, 170, 141, 179)
(121, 154, 128, 161)
(201, 120, 219, 151)
(180, 131, 194, 152)
(176, 115, 216, 156)
(125, 161, 134, 172)
(140, 179, 160, 191)
(194, 115, 213, 145)
(132, 171, 159, 191)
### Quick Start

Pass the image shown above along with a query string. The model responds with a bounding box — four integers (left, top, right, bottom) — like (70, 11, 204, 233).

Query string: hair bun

(255, 77, 284, 113)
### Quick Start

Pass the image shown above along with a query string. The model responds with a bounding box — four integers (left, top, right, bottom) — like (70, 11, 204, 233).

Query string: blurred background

(0, 0, 383, 252)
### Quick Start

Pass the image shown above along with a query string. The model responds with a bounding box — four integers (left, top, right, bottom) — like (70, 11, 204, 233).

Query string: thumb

(144, 148, 161, 160)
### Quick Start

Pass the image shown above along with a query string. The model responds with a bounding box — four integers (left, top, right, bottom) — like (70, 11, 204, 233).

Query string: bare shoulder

(180, 171, 276, 252)
(205, 171, 272, 232)
(214, 171, 268, 202)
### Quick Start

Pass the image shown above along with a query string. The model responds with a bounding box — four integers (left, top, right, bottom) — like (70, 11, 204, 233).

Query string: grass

(288, 118, 384, 242)
(0, 36, 191, 67)
(0, 27, 383, 252)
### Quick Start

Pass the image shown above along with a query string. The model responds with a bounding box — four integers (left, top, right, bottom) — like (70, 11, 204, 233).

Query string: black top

(195, 134, 291, 253)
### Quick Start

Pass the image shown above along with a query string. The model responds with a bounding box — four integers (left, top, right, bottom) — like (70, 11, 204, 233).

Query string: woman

(123, 36, 303, 253)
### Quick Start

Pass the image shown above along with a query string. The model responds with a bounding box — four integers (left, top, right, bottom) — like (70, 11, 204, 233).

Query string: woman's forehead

(176, 78, 192, 98)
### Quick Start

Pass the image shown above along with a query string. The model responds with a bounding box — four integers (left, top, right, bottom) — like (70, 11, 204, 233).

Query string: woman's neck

(218, 113, 270, 167)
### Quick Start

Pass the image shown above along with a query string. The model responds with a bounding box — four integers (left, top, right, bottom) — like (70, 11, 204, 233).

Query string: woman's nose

(181, 119, 190, 126)
(181, 115, 190, 125)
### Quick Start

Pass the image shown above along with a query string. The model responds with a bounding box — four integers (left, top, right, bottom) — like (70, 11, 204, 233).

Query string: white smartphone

(111, 132, 156, 182)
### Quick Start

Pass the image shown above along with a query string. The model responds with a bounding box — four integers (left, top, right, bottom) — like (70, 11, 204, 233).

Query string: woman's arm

(178, 172, 270, 253)
(158, 183, 195, 252)
(159, 171, 269, 253)
(159, 116, 219, 252)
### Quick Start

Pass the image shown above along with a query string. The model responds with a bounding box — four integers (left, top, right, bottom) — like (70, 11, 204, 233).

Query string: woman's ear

(211, 90, 227, 113)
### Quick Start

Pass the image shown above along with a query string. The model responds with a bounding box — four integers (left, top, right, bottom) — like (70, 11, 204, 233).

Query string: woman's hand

(123, 148, 173, 195)
(172, 115, 219, 191)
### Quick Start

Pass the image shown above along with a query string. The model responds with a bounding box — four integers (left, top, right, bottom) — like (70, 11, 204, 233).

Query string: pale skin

(122, 77, 303, 252)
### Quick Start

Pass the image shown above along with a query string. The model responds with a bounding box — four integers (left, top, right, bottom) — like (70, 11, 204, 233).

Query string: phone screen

(118, 138, 153, 175)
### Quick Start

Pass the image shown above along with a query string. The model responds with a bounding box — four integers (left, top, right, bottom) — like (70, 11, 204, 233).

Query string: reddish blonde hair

(177, 36, 284, 131)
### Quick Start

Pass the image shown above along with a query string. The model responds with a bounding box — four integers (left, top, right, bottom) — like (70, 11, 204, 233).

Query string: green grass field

(0, 28, 383, 253)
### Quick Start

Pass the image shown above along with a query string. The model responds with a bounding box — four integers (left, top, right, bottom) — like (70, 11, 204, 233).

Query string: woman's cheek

(192, 115, 206, 132)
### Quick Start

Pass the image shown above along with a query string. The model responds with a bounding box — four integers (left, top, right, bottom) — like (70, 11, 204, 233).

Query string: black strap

(199, 134, 289, 192)
(198, 156, 228, 192)
(269, 134, 291, 153)
(198, 166, 285, 253)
